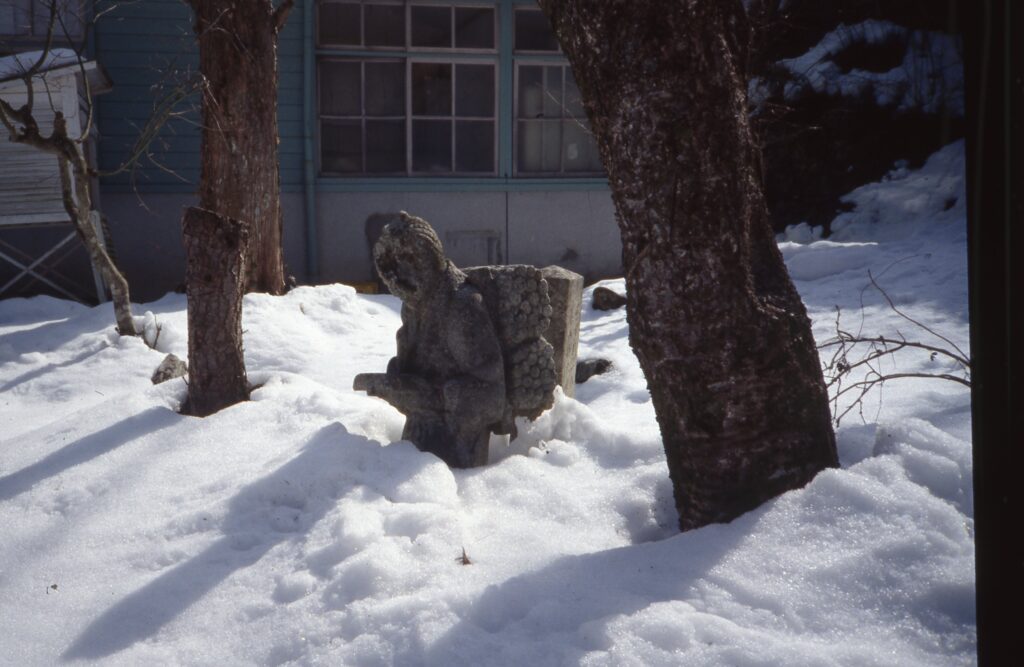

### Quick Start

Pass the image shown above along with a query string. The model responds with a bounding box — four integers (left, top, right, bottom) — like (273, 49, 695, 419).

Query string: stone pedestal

(541, 265, 584, 398)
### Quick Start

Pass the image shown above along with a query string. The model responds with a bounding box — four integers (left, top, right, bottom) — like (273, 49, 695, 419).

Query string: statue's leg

(403, 414, 466, 467)
(451, 427, 491, 468)
(441, 380, 502, 468)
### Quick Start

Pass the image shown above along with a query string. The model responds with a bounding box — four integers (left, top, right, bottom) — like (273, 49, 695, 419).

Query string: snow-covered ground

(0, 142, 974, 665)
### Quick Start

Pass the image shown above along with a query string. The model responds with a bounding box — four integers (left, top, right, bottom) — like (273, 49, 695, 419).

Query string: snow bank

(0, 143, 973, 665)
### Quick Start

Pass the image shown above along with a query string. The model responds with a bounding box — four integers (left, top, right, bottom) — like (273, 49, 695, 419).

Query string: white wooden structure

(0, 54, 111, 301)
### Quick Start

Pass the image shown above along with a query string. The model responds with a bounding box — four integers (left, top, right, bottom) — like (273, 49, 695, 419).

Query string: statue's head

(374, 212, 447, 302)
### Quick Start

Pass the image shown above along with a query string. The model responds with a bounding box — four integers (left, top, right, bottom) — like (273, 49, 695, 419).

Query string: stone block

(541, 265, 584, 398)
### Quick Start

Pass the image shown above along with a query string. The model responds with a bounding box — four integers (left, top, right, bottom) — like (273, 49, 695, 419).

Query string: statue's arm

(353, 371, 442, 412)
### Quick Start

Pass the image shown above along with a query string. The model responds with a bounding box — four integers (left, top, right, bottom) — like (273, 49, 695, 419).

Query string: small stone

(575, 358, 613, 384)
(592, 286, 626, 311)
(151, 353, 188, 384)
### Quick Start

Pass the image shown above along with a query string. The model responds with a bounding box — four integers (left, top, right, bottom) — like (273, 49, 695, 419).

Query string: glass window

(320, 61, 362, 116)
(319, 2, 360, 46)
(322, 120, 363, 173)
(319, 1, 406, 48)
(365, 61, 404, 116)
(456, 120, 494, 172)
(319, 56, 498, 175)
(518, 120, 561, 173)
(364, 3, 404, 47)
(412, 62, 452, 116)
(455, 64, 494, 117)
(410, 61, 497, 174)
(413, 119, 452, 172)
(411, 5, 451, 48)
(365, 120, 405, 172)
(514, 8, 559, 52)
(314, 3, 599, 179)
(563, 121, 601, 172)
(516, 64, 601, 174)
(320, 59, 407, 175)
(455, 7, 494, 50)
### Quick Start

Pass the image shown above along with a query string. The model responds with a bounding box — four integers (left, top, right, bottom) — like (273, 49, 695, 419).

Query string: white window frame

(317, 56, 498, 176)
(512, 60, 602, 177)
(408, 56, 498, 175)
(319, 57, 408, 175)
(317, 1, 498, 55)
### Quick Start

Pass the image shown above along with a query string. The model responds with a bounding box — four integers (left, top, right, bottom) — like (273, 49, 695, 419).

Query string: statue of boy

(353, 212, 506, 468)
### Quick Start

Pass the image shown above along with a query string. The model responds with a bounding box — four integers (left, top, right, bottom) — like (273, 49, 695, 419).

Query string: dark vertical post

(961, 1, 1023, 664)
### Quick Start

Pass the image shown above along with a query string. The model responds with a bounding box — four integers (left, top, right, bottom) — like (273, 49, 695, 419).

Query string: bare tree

(537, 0, 839, 530)
(1, 0, 200, 335)
(0, 2, 137, 334)
(186, 0, 294, 295)
(180, 0, 294, 415)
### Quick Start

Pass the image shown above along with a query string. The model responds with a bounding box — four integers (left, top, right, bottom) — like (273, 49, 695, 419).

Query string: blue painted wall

(94, 0, 306, 192)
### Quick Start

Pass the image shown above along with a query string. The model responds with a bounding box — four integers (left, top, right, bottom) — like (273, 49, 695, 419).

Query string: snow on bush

(771, 20, 964, 116)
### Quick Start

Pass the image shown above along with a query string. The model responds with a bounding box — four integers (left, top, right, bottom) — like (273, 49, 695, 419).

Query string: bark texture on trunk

(190, 0, 289, 294)
(181, 206, 249, 417)
(538, 0, 839, 530)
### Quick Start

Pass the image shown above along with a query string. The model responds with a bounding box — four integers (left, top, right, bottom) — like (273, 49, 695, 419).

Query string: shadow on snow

(62, 422, 374, 661)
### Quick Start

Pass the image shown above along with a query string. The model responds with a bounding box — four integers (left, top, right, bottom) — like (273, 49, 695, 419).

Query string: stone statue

(353, 212, 559, 468)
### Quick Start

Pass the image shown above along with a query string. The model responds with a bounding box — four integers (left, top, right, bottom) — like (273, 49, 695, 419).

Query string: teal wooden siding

(95, 0, 306, 192)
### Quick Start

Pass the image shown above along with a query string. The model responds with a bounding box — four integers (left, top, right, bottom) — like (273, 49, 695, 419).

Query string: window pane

(454, 7, 493, 49)
(0, 1, 30, 36)
(364, 3, 404, 47)
(517, 120, 560, 173)
(455, 64, 494, 118)
(320, 61, 361, 116)
(365, 61, 405, 116)
(411, 5, 451, 48)
(543, 66, 564, 119)
(321, 120, 362, 173)
(413, 119, 452, 172)
(563, 121, 602, 172)
(456, 121, 494, 173)
(319, 2, 360, 46)
(412, 63, 452, 116)
(514, 9, 559, 52)
(565, 70, 586, 118)
(518, 66, 543, 118)
(366, 120, 405, 173)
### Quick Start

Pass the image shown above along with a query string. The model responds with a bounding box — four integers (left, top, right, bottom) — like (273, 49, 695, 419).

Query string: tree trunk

(58, 154, 137, 336)
(181, 206, 249, 417)
(190, 0, 288, 294)
(538, 0, 838, 530)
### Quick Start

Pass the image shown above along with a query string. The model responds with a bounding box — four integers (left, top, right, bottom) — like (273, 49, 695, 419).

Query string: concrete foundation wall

(88, 188, 621, 304)
(315, 189, 621, 287)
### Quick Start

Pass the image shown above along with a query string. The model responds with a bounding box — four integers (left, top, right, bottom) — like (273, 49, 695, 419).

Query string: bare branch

(24, 1, 61, 80)
(98, 75, 204, 178)
(818, 295, 971, 427)
(867, 270, 969, 361)
(273, 0, 297, 33)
